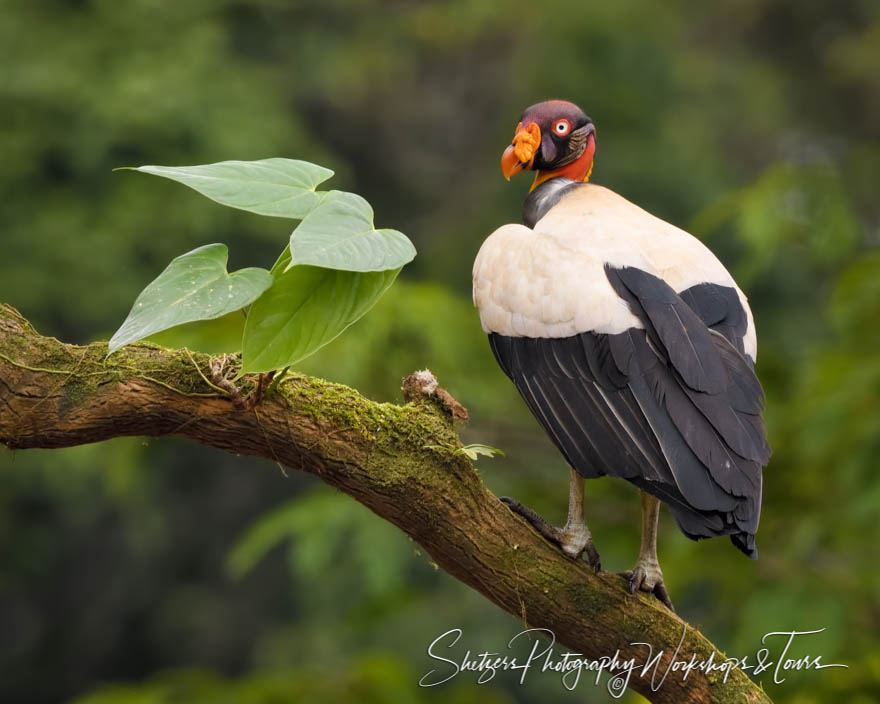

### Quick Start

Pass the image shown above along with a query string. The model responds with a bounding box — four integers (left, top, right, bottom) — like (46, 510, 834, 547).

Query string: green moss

(3, 309, 468, 485)
(0, 304, 36, 335)
(281, 374, 458, 455)
(563, 578, 621, 615)
(7, 333, 223, 416)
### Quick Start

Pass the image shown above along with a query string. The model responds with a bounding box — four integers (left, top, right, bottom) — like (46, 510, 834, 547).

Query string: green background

(1, 1, 878, 702)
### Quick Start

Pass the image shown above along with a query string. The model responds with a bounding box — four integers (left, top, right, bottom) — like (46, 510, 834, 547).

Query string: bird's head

(501, 100, 596, 191)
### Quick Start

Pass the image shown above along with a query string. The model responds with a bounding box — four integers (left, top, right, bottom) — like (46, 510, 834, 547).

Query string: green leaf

(240, 249, 400, 373)
(146, 310, 246, 354)
(122, 158, 334, 219)
(456, 443, 505, 461)
(108, 244, 272, 354)
(287, 191, 416, 272)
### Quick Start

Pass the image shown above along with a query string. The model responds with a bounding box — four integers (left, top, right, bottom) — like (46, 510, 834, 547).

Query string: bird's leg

(500, 467, 601, 569)
(621, 491, 674, 611)
(559, 468, 601, 567)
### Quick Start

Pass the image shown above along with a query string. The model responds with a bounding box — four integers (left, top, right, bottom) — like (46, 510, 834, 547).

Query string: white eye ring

(553, 120, 571, 136)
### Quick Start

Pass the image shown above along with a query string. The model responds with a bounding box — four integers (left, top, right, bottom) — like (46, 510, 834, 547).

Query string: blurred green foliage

(72, 656, 512, 704)
(1, 0, 878, 703)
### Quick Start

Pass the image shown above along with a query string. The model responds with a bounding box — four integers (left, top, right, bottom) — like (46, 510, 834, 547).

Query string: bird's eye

(552, 119, 571, 136)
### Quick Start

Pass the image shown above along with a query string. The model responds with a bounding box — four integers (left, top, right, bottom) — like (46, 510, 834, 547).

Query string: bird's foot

(561, 526, 602, 571)
(499, 496, 601, 570)
(619, 558, 674, 611)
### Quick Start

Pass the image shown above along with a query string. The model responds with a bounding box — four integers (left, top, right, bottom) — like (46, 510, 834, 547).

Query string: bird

(472, 99, 771, 610)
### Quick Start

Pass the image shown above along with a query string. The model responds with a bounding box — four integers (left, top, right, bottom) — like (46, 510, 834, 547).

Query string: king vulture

(473, 100, 771, 609)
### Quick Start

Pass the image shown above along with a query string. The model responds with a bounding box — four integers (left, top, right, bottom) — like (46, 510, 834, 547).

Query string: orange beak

(501, 122, 541, 180)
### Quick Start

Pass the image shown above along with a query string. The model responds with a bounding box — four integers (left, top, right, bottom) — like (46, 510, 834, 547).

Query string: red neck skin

(531, 134, 596, 191)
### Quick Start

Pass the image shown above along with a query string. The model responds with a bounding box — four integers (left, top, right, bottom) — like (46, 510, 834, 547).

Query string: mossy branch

(0, 304, 771, 704)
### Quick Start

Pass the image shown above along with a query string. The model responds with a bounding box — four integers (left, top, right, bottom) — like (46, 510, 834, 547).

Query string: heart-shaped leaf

(241, 248, 400, 373)
(123, 159, 334, 219)
(287, 191, 416, 272)
(109, 244, 272, 354)
(146, 311, 246, 354)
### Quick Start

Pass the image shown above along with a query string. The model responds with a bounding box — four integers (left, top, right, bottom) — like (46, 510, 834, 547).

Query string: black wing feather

(486, 266, 769, 559)
(679, 282, 749, 358)
(606, 266, 728, 394)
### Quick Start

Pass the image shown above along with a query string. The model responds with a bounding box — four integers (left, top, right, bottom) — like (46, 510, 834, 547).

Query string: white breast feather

(473, 185, 758, 360)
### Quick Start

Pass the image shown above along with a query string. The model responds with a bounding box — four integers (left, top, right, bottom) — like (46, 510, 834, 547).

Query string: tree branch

(0, 304, 771, 704)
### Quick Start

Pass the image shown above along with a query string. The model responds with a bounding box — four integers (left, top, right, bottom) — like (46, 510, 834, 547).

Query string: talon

(620, 561, 673, 610)
(653, 583, 675, 612)
(500, 495, 600, 567)
(583, 542, 602, 571)
(628, 569, 639, 594)
(499, 495, 561, 543)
